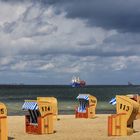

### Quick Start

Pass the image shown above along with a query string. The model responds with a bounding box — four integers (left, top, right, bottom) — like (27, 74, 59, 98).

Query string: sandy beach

(7, 114, 140, 140)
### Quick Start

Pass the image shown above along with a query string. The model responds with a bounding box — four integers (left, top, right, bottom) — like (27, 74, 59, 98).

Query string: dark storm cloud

(66, 0, 140, 32)
(44, 0, 140, 33)
(2, 0, 140, 32)
(0, 0, 140, 85)
(1, 0, 140, 59)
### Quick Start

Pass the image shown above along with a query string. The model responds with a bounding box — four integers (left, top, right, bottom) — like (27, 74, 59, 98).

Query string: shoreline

(7, 114, 140, 140)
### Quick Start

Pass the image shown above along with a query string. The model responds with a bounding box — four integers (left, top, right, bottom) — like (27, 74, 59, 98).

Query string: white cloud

(39, 63, 55, 71)
(0, 1, 27, 26)
(0, 1, 140, 84)
(111, 61, 127, 71)
(43, 6, 55, 18)
(11, 61, 27, 71)
(0, 57, 12, 65)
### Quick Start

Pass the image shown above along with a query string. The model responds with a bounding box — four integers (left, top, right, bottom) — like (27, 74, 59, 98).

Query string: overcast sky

(0, 0, 140, 85)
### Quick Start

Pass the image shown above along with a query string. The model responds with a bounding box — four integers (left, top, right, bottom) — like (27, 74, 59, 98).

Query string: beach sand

(8, 114, 140, 140)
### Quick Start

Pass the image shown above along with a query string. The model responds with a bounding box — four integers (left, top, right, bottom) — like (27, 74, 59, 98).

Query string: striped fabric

(77, 94, 89, 112)
(76, 94, 89, 100)
(109, 97, 116, 105)
(78, 107, 86, 112)
(22, 101, 38, 110)
(78, 101, 86, 112)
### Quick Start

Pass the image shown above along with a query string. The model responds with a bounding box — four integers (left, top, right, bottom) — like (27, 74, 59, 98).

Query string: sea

(0, 85, 140, 116)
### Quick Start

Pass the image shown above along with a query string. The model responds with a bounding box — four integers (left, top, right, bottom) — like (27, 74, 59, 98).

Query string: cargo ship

(128, 81, 133, 86)
(71, 76, 86, 87)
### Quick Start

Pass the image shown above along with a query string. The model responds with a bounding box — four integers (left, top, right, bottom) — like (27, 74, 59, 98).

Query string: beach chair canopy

(76, 94, 89, 100)
(22, 101, 38, 110)
(76, 94, 90, 112)
(109, 97, 116, 105)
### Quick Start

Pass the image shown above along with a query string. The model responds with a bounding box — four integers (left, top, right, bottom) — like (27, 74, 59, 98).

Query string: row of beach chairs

(0, 93, 140, 140)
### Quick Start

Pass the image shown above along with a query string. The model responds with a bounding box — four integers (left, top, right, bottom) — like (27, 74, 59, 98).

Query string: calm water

(0, 85, 140, 115)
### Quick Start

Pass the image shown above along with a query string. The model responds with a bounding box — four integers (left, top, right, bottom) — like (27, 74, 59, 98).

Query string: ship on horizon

(71, 76, 86, 87)
(128, 81, 133, 86)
